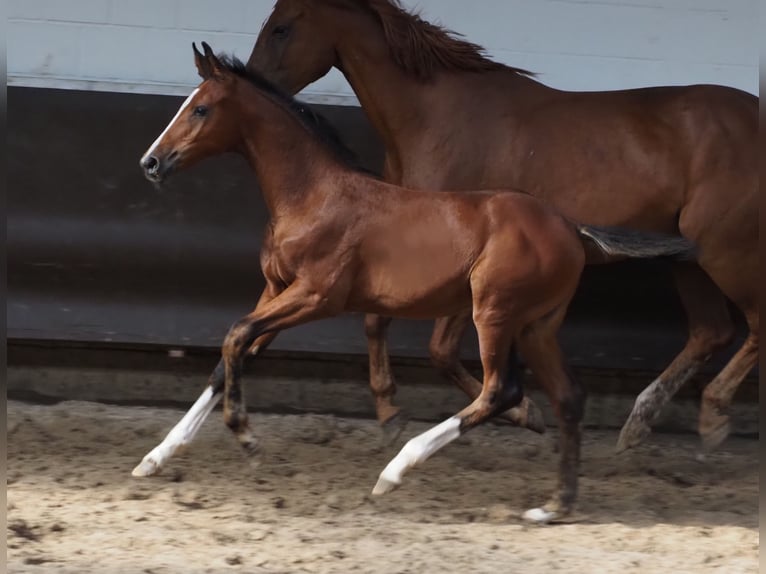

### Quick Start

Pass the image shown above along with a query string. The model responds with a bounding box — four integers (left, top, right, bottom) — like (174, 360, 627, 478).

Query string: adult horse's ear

(193, 42, 213, 79)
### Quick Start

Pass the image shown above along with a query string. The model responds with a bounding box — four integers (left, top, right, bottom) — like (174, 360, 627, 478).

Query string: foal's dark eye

(272, 25, 289, 38)
(193, 105, 208, 117)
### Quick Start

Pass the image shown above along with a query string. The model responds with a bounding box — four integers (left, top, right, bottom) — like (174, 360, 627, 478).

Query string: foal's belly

(342, 210, 482, 318)
(346, 283, 473, 320)
(345, 257, 474, 320)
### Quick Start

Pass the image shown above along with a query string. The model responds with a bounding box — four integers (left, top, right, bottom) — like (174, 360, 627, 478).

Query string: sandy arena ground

(7, 399, 758, 573)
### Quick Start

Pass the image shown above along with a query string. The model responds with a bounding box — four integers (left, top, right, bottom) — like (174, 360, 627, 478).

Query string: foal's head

(140, 43, 243, 183)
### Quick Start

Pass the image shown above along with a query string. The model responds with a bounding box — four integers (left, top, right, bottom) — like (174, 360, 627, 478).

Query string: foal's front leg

(220, 282, 334, 454)
(132, 285, 283, 477)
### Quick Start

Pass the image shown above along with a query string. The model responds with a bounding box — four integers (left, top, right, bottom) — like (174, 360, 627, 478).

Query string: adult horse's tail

(576, 225, 696, 263)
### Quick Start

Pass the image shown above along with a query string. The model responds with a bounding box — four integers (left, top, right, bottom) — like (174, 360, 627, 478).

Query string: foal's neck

(238, 86, 346, 218)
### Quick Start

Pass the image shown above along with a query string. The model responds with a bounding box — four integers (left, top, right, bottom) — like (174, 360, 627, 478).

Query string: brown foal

(248, 0, 758, 452)
(135, 44, 695, 522)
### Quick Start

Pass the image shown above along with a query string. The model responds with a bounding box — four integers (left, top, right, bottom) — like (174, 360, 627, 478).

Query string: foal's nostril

(141, 155, 160, 173)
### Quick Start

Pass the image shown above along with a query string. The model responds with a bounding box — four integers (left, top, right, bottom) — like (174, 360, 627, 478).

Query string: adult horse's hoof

(700, 417, 730, 452)
(501, 397, 546, 434)
(522, 399, 547, 435)
(522, 506, 563, 524)
(132, 457, 161, 477)
(380, 411, 410, 446)
(371, 475, 401, 496)
(616, 414, 652, 453)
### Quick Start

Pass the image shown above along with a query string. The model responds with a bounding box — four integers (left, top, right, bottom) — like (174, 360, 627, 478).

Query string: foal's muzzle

(140, 151, 179, 183)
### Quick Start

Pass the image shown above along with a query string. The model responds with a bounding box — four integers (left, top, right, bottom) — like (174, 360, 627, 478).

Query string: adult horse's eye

(273, 25, 289, 38)
(193, 105, 208, 117)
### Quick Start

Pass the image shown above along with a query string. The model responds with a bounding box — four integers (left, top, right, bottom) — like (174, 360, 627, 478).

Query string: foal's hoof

(616, 414, 652, 453)
(522, 507, 559, 524)
(522, 505, 568, 525)
(371, 475, 401, 496)
(132, 457, 161, 478)
(240, 439, 261, 457)
(380, 412, 410, 446)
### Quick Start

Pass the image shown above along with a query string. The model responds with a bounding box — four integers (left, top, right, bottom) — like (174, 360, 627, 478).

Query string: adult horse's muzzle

(140, 151, 179, 183)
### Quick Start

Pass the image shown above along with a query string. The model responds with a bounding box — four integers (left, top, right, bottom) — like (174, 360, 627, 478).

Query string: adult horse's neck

(330, 12, 433, 181)
(236, 84, 345, 218)
(328, 7, 532, 184)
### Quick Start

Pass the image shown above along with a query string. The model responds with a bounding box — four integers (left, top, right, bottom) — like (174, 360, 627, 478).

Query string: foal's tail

(576, 224, 697, 263)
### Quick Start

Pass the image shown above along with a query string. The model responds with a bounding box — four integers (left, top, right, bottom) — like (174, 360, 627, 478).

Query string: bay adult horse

(135, 43, 694, 522)
(247, 0, 759, 451)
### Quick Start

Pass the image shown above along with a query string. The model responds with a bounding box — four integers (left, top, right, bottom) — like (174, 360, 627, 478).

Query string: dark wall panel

(7, 86, 745, 372)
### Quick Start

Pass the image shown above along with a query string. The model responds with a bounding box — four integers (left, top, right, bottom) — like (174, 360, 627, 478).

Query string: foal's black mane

(217, 54, 373, 175)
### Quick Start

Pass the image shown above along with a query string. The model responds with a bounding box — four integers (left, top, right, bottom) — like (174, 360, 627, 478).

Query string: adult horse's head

(248, 0, 513, 95)
(140, 42, 241, 183)
(247, 0, 346, 94)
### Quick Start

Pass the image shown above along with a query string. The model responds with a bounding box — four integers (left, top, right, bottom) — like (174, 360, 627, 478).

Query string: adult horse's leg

(132, 285, 283, 477)
(653, 177, 757, 451)
(518, 305, 586, 524)
(372, 314, 521, 496)
(699, 311, 758, 449)
(690, 180, 758, 449)
(364, 314, 407, 440)
(617, 263, 734, 451)
(429, 310, 546, 433)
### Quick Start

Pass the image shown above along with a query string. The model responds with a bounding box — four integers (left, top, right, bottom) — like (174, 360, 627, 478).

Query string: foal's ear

(202, 41, 229, 79)
(193, 42, 213, 79)
(193, 42, 228, 81)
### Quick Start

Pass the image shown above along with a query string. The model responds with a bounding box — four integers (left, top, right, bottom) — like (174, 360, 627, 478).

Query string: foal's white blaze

(140, 88, 200, 164)
(372, 416, 461, 495)
(132, 385, 221, 477)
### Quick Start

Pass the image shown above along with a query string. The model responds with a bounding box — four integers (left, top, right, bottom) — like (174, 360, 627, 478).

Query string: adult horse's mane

(216, 53, 372, 174)
(354, 0, 534, 80)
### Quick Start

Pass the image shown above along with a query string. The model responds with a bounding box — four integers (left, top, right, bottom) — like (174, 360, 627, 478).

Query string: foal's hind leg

(372, 315, 521, 495)
(429, 310, 546, 433)
(618, 263, 734, 452)
(518, 306, 586, 524)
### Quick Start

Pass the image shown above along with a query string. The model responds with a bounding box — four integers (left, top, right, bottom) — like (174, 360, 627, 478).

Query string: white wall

(8, 0, 759, 104)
